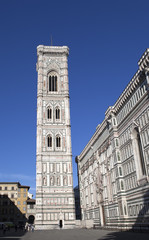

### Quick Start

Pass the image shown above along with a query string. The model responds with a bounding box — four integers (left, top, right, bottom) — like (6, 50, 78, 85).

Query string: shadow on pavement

(97, 230, 149, 240)
(19, 229, 149, 240)
(0, 228, 27, 240)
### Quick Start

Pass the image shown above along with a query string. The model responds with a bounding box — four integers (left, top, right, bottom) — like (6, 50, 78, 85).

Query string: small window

(117, 152, 121, 161)
(17, 201, 20, 205)
(23, 207, 26, 211)
(11, 187, 14, 190)
(11, 194, 14, 199)
(121, 181, 124, 190)
(47, 136, 52, 148)
(56, 108, 60, 120)
(0, 187, 2, 190)
(56, 136, 61, 148)
(23, 201, 26, 205)
(119, 167, 122, 176)
(24, 193, 26, 197)
(47, 108, 52, 120)
(5, 187, 7, 190)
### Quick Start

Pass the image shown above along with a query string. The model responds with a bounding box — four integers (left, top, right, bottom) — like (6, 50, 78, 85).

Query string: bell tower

(35, 45, 75, 229)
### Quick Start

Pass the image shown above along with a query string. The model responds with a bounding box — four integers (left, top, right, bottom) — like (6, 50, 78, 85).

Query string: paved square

(22, 229, 149, 240)
(0, 229, 149, 240)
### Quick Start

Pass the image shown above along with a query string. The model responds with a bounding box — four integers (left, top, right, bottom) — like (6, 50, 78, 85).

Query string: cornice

(138, 48, 149, 71)
(78, 119, 107, 161)
(37, 45, 69, 56)
(113, 49, 149, 114)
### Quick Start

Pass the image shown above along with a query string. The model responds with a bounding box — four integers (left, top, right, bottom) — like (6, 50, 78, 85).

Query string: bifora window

(56, 136, 61, 148)
(56, 108, 60, 120)
(49, 74, 57, 92)
(47, 136, 52, 148)
(47, 108, 52, 120)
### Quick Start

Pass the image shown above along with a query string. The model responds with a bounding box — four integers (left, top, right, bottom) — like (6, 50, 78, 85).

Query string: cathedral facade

(36, 45, 75, 229)
(76, 49, 149, 229)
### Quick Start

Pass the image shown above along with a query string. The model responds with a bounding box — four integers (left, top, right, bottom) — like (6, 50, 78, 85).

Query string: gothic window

(56, 136, 61, 148)
(47, 135, 52, 148)
(47, 108, 52, 120)
(119, 167, 122, 176)
(55, 108, 60, 120)
(117, 152, 121, 161)
(131, 127, 146, 178)
(121, 181, 124, 190)
(49, 74, 57, 92)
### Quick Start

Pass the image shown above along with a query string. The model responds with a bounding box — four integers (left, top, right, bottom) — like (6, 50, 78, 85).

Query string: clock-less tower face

(35, 45, 75, 229)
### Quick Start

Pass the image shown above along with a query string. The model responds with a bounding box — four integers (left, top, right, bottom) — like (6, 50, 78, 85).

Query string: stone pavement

(0, 229, 149, 240)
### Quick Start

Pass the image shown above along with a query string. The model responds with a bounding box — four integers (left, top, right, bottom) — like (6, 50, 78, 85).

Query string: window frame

(55, 135, 62, 150)
(47, 135, 53, 149)
(55, 107, 60, 121)
(48, 71, 58, 93)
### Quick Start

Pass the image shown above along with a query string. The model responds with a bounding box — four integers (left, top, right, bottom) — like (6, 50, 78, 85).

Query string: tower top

(37, 45, 69, 56)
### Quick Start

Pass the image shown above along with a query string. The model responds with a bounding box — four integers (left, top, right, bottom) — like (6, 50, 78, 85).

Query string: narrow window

(117, 152, 121, 161)
(49, 76, 52, 91)
(47, 136, 52, 148)
(55, 76, 57, 91)
(52, 76, 54, 91)
(56, 136, 61, 148)
(121, 181, 124, 190)
(47, 108, 52, 120)
(119, 167, 122, 176)
(56, 108, 60, 120)
(131, 127, 146, 178)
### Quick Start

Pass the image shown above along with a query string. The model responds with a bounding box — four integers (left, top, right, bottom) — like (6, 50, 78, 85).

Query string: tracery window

(131, 126, 146, 180)
(47, 108, 52, 120)
(56, 108, 60, 120)
(47, 135, 52, 148)
(56, 136, 61, 148)
(49, 74, 57, 92)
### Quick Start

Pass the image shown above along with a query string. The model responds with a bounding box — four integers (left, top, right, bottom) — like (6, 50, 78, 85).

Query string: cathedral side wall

(77, 49, 149, 229)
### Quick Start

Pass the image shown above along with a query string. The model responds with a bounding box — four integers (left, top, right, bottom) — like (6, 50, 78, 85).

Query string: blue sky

(0, 0, 149, 197)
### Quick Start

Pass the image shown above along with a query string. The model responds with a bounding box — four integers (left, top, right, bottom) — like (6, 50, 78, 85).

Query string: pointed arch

(47, 135, 52, 148)
(48, 71, 58, 92)
(131, 126, 146, 179)
(55, 107, 60, 120)
(56, 135, 61, 148)
(47, 108, 52, 120)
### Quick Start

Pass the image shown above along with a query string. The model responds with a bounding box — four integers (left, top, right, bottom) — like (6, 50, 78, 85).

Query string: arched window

(56, 136, 61, 148)
(119, 167, 122, 176)
(47, 136, 52, 148)
(117, 152, 121, 161)
(49, 75, 57, 92)
(121, 180, 124, 190)
(47, 108, 52, 120)
(56, 108, 60, 120)
(131, 127, 146, 178)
